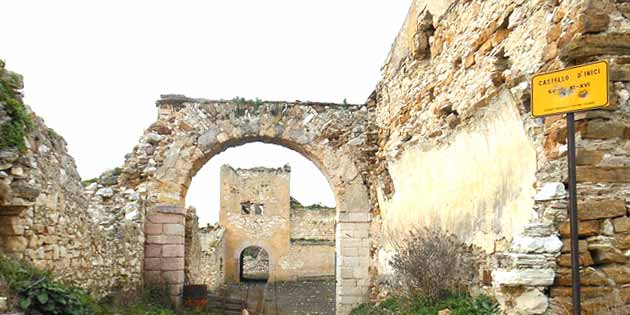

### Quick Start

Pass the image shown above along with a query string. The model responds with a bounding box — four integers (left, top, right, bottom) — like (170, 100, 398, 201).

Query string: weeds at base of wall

(0, 252, 98, 315)
(362, 227, 498, 314)
(0, 252, 186, 315)
(350, 294, 499, 315)
(388, 227, 478, 303)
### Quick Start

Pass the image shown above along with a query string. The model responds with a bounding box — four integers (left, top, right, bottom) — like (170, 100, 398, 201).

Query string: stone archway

(238, 246, 270, 282)
(138, 95, 370, 315)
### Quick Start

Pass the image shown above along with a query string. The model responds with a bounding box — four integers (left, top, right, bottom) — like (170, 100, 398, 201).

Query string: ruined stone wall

(184, 207, 202, 285)
(0, 62, 144, 298)
(289, 207, 336, 279)
(290, 207, 336, 242)
(185, 223, 225, 292)
(371, 0, 630, 314)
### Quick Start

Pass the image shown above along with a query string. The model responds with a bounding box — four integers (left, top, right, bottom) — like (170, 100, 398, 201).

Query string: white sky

(1, 0, 411, 224)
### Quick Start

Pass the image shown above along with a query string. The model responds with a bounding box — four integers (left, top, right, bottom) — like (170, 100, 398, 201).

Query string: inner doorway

(239, 246, 270, 283)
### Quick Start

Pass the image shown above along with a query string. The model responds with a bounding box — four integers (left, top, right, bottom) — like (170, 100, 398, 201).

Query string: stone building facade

(183, 165, 336, 290)
(1, 0, 630, 314)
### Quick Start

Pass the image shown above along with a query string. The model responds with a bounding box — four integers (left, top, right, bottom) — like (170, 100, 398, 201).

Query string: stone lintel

(337, 212, 371, 223)
(152, 204, 186, 216)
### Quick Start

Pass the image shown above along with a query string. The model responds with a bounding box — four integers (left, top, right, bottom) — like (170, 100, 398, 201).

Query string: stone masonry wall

(0, 62, 145, 298)
(184, 214, 226, 292)
(370, 0, 630, 314)
(290, 207, 336, 243)
(184, 206, 202, 285)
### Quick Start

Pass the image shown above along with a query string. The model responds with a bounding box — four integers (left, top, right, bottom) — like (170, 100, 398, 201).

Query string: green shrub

(0, 253, 182, 315)
(0, 66, 33, 151)
(0, 253, 98, 315)
(389, 227, 477, 302)
(351, 294, 498, 315)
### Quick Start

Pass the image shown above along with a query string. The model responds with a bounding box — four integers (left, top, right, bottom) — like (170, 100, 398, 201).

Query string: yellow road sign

(531, 61, 609, 117)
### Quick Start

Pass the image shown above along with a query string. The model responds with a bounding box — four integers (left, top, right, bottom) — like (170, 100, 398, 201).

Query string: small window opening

(241, 201, 264, 215)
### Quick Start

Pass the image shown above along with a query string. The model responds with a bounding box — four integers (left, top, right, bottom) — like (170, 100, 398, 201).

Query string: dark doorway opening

(239, 246, 269, 283)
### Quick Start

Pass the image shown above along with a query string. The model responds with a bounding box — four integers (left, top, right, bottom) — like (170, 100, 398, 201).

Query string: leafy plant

(351, 294, 498, 315)
(0, 253, 98, 315)
(231, 96, 265, 115)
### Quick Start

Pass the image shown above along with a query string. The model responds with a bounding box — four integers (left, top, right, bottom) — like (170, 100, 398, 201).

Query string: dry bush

(389, 227, 477, 302)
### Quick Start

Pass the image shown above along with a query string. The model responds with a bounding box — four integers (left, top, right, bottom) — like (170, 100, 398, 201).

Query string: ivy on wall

(0, 60, 32, 151)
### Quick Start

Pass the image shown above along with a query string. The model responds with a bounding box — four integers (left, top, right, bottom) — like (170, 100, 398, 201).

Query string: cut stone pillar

(336, 212, 371, 315)
(144, 204, 186, 308)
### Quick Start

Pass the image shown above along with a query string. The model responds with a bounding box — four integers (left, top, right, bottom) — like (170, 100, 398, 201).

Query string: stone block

(153, 204, 186, 215)
(512, 235, 563, 254)
(554, 267, 609, 287)
(577, 166, 630, 183)
(612, 216, 630, 233)
(163, 271, 184, 284)
(147, 213, 182, 224)
(611, 64, 630, 82)
(492, 269, 555, 286)
(576, 11, 610, 34)
(560, 239, 588, 253)
(578, 199, 627, 220)
(5, 236, 27, 252)
(559, 220, 600, 237)
(144, 271, 163, 285)
(145, 244, 162, 257)
(145, 258, 162, 270)
(145, 223, 163, 235)
(576, 150, 604, 166)
(550, 286, 613, 299)
(168, 283, 183, 296)
(163, 223, 184, 236)
(341, 247, 359, 257)
(162, 245, 184, 257)
(601, 265, 630, 284)
(0, 216, 23, 235)
(514, 288, 548, 315)
(558, 252, 594, 267)
(590, 247, 628, 264)
(146, 235, 184, 245)
(561, 33, 630, 62)
(162, 257, 184, 271)
(616, 233, 630, 249)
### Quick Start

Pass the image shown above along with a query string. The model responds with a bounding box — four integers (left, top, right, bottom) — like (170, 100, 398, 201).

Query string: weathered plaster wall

(370, 0, 630, 314)
(379, 91, 537, 253)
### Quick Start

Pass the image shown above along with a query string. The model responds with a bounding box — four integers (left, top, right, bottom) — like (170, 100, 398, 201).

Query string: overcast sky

(1, 0, 411, 224)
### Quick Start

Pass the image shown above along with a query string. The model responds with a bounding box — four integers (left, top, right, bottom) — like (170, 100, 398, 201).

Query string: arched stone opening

(239, 246, 270, 283)
(142, 96, 370, 315)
